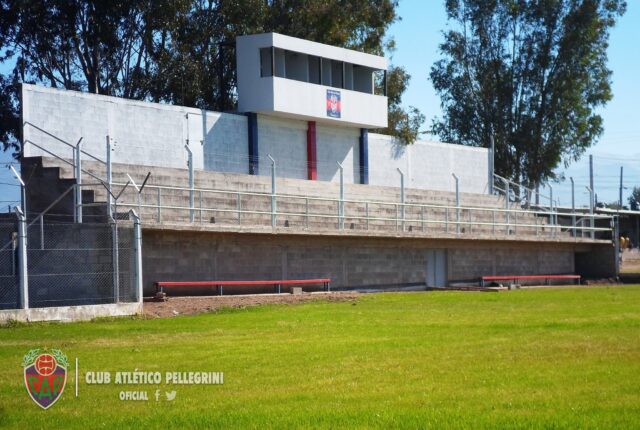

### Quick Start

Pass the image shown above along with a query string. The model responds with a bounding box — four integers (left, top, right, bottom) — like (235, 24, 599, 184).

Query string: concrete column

(306, 121, 317, 180)
(247, 113, 258, 175)
(359, 128, 369, 184)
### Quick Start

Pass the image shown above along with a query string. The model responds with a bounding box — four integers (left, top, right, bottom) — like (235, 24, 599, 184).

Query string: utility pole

(619, 166, 624, 211)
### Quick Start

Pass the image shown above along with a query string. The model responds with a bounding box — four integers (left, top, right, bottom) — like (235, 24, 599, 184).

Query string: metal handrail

(110, 180, 611, 220)
(112, 200, 612, 233)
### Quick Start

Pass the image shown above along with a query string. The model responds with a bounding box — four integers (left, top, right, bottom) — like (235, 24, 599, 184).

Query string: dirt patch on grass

(143, 292, 360, 318)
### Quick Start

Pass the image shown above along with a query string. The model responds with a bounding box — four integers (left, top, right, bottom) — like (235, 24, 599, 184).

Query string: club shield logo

(326, 89, 341, 118)
(23, 348, 68, 409)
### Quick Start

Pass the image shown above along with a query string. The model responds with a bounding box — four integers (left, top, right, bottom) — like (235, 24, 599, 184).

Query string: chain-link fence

(0, 212, 140, 310)
(25, 220, 137, 308)
(0, 223, 19, 309)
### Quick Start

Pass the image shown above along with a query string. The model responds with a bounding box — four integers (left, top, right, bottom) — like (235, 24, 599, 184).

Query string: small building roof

(236, 32, 387, 70)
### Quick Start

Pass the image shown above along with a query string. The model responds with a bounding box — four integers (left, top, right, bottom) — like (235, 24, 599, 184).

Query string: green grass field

(1, 286, 640, 429)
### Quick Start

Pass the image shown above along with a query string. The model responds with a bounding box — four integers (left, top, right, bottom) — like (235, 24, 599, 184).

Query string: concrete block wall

(368, 134, 489, 194)
(141, 230, 580, 293)
(23, 84, 489, 194)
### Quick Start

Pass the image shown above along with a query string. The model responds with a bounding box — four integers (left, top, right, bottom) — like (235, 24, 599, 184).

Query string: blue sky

(389, 1, 640, 207)
(2, 1, 639, 209)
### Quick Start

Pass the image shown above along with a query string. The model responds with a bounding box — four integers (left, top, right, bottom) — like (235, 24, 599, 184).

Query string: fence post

(106, 136, 113, 218)
(185, 144, 194, 223)
(15, 207, 29, 309)
(337, 161, 344, 230)
(397, 168, 405, 231)
(112, 216, 120, 303)
(452, 173, 460, 234)
(130, 210, 143, 303)
(74, 138, 83, 223)
(269, 155, 276, 228)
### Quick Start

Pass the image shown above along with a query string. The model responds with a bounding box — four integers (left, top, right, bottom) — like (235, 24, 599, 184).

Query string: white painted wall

(317, 124, 360, 183)
(22, 85, 489, 194)
(368, 133, 489, 194)
(236, 32, 388, 128)
(22, 84, 248, 174)
(257, 115, 307, 179)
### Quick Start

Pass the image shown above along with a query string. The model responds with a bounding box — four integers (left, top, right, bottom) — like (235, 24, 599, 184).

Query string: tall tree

(430, 0, 625, 189)
(0, 0, 422, 155)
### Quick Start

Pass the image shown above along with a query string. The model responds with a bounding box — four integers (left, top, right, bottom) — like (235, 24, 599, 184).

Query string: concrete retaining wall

(22, 84, 489, 194)
(0, 302, 142, 323)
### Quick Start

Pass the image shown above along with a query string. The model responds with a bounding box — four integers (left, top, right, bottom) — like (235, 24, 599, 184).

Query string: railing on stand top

(105, 171, 612, 242)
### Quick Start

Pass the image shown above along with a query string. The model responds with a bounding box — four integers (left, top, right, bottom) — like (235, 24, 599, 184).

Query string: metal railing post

(586, 186, 594, 239)
(502, 178, 510, 233)
(130, 210, 143, 303)
(337, 161, 344, 230)
(452, 173, 460, 234)
(570, 177, 576, 237)
(185, 144, 194, 223)
(397, 168, 405, 231)
(106, 136, 113, 218)
(269, 155, 277, 228)
(15, 207, 29, 309)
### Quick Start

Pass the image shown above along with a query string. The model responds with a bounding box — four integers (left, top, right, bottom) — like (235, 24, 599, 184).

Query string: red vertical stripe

(307, 121, 317, 180)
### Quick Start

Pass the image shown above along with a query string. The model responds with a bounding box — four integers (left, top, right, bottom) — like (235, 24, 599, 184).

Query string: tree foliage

(629, 186, 640, 211)
(0, 0, 423, 154)
(430, 0, 625, 188)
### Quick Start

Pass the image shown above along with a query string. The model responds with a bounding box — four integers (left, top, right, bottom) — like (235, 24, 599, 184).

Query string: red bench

(155, 278, 331, 296)
(480, 275, 580, 288)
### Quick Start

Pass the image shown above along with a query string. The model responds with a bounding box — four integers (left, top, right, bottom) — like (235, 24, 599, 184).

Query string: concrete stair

(36, 156, 568, 239)
(21, 157, 109, 223)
